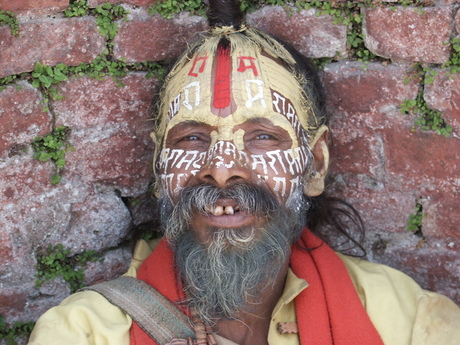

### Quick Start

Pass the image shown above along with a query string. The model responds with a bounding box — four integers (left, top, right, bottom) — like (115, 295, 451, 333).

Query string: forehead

(161, 42, 310, 142)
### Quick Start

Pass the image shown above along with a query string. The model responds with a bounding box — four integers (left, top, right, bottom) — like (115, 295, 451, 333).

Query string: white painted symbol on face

(168, 94, 181, 120)
(183, 81, 201, 110)
(245, 80, 266, 108)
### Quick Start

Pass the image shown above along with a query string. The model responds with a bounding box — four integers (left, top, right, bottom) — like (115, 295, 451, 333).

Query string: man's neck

(212, 260, 290, 345)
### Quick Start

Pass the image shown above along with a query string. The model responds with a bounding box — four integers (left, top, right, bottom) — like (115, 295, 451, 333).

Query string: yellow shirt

(28, 239, 460, 345)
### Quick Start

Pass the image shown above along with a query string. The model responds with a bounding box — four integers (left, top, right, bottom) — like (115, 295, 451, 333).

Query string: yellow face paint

(159, 37, 311, 153)
(155, 32, 315, 203)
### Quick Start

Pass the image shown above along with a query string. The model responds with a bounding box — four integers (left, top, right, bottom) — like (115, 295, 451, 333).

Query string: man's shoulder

(28, 290, 132, 345)
(337, 253, 460, 345)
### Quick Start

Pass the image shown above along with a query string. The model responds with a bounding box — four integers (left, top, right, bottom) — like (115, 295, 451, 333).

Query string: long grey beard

(160, 183, 308, 325)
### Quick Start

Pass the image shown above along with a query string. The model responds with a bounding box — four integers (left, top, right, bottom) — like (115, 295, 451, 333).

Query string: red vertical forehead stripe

(213, 46, 231, 109)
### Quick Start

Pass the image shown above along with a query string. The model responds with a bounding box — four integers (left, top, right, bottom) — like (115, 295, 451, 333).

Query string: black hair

(207, 0, 245, 29)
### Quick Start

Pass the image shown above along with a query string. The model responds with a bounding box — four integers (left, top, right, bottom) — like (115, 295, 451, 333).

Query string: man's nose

(196, 144, 251, 187)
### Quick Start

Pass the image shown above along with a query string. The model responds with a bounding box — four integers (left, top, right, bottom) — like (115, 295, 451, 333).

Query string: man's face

(156, 45, 312, 244)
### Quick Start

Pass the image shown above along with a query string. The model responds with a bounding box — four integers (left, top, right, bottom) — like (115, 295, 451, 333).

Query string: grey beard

(160, 183, 308, 325)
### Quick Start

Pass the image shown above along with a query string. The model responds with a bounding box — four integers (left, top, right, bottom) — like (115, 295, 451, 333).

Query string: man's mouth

(205, 204, 241, 216)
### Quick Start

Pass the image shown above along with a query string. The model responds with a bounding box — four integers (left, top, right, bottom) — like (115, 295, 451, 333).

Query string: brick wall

(0, 0, 459, 331)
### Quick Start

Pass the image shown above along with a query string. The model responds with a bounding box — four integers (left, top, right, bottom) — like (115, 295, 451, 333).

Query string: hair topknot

(207, 0, 245, 28)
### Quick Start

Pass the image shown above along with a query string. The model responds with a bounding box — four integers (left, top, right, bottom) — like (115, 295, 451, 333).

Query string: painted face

(156, 41, 312, 234)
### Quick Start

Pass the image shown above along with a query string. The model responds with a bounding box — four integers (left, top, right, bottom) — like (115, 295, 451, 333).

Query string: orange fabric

(130, 229, 384, 345)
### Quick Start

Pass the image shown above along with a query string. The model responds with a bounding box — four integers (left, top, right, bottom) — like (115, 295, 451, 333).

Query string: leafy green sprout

(0, 314, 34, 345)
(444, 37, 460, 75)
(35, 244, 100, 293)
(95, 3, 130, 40)
(31, 126, 74, 185)
(406, 203, 425, 234)
(64, 0, 89, 17)
(400, 91, 452, 137)
(0, 10, 19, 36)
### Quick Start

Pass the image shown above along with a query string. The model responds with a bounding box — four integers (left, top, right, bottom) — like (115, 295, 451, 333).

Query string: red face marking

(213, 46, 232, 109)
(188, 56, 208, 77)
(237, 56, 259, 76)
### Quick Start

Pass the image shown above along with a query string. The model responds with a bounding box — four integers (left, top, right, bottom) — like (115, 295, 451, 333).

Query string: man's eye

(182, 135, 200, 141)
(255, 134, 275, 140)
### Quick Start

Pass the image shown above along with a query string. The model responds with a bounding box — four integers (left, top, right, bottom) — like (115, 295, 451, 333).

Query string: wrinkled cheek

(250, 146, 310, 201)
(156, 148, 206, 198)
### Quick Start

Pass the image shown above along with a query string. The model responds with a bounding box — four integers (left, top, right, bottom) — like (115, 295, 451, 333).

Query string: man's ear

(150, 132, 161, 198)
(303, 125, 329, 197)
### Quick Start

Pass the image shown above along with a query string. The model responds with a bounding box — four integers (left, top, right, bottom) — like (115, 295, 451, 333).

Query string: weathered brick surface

(363, 7, 452, 63)
(0, 16, 105, 78)
(114, 9, 208, 62)
(371, 237, 460, 303)
(424, 69, 460, 133)
(83, 246, 131, 284)
(322, 59, 460, 301)
(0, 2, 459, 324)
(0, 82, 51, 156)
(0, 289, 27, 319)
(0, 0, 68, 15)
(248, 6, 347, 58)
(384, 128, 460, 185)
(323, 62, 419, 120)
(423, 189, 460, 239)
(53, 73, 157, 195)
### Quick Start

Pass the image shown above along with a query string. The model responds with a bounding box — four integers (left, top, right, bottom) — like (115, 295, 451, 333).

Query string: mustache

(162, 183, 279, 220)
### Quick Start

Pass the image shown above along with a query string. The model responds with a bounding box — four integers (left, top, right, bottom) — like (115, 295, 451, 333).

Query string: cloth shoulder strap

(80, 276, 195, 345)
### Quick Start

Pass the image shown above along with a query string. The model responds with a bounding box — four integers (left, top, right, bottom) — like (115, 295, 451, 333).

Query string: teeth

(214, 206, 224, 216)
(207, 205, 238, 216)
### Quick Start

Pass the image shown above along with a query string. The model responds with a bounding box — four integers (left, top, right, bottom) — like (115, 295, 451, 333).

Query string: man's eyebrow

(170, 120, 208, 130)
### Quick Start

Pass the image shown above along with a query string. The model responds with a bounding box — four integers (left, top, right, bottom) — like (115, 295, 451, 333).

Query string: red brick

(88, 0, 156, 6)
(372, 242, 460, 305)
(113, 9, 207, 63)
(329, 130, 384, 178)
(0, 16, 105, 78)
(363, 7, 452, 63)
(0, 157, 55, 204)
(0, 0, 68, 15)
(384, 128, 460, 183)
(64, 131, 154, 193)
(0, 82, 52, 156)
(62, 187, 132, 251)
(0, 289, 27, 319)
(329, 178, 415, 234)
(0, 231, 13, 264)
(53, 73, 157, 194)
(83, 247, 131, 284)
(422, 189, 460, 239)
(424, 69, 460, 133)
(322, 62, 419, 123)
(248, 6, 347, 58)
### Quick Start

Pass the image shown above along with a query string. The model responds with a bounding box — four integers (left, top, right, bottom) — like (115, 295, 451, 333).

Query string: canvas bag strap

(80, 276, 195, 345)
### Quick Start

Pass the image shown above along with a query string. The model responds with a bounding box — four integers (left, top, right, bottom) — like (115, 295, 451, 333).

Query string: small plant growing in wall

(444, 37, 460, 75)
(95, 3, 129, 40)
(31, 126, 74, 185)
(0, 10, 19, 36)
(406, 202, 425, 237)
(400, 89, 452, 137)
(64, 0, 89, 17)
(31, 62, 69, 110)
(0, 314, 34, 345)
(35, 244, 100, 293)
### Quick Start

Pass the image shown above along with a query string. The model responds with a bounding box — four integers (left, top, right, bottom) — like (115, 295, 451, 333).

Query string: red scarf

(130, 229, 384, 345)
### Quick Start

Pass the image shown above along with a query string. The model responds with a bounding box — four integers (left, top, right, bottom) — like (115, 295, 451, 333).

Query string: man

(28, 1, 460, 344)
